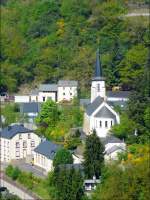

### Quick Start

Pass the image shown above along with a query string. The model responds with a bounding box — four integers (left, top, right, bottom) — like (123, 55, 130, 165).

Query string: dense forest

(1, 0, 149, 96)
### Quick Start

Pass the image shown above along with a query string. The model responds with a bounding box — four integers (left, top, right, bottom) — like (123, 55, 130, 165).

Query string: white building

(102, 136, 126, 161)
(33, 140, 61, 172)
(57, 80, 78, 102)
(0, 124, 41, 162)
(15, 80, 78, 103)
(83, 50, 120, 138)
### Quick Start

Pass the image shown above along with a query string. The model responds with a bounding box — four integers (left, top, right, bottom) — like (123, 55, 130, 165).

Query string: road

(0, 173, 41, 200)
(125, 13, 150, 17)
(1, 160, 47, 178)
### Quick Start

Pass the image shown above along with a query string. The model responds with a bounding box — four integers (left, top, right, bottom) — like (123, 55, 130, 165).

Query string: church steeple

(95, 49, 102, 77)
(91, 49, 106, 102)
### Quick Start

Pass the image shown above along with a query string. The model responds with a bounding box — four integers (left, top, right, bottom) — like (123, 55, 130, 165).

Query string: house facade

(15, 80, 78, 103)
(33, 140, 61, 172)
(0, 124, 41, 162)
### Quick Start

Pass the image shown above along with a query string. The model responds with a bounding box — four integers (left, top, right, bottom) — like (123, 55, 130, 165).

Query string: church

(83, 50, 120, 138)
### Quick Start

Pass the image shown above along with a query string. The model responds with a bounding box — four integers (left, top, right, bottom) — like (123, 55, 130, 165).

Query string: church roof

(92, 49, 105, 81)
(86, 96, 104, 116)
(94, 106, 116, 119)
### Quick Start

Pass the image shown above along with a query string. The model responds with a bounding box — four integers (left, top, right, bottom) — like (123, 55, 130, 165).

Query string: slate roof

(80, 99, 90, 107)
(58, 80, 78, 87)
(39, 84, 58, 92)
(94, 106, 116, 119)
(34, 140, 61, 159)
(0, 124, 32, 139)
(30, 89, 39, 95)
(102, 135, 124, 145)
(95, 49, 102, 77)
(86, 96, 104, 116)
(58, 163, 84, 171)
(20, 102, 41, 113)
(107, 91, 130, 98)
(105, 145, 125, 155)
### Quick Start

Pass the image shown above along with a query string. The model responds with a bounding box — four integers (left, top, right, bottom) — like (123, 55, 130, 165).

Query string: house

(15, 80, 78, 103)
(20, 102, 41, 123)
(83, 50, 120, 138)
(33, 140, 61, 172)
(57, 80, 78, 102)
(84, 176, 101, 191)
(0, 124, 41, 162)
(102, 135, 126, 161)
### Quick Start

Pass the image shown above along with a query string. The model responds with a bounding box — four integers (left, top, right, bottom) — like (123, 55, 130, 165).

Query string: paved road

(0, 178, 36, 200)
(125, 13, 150, 17)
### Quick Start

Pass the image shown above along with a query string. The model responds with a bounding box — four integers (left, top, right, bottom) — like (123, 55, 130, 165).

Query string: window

(111, 121, 113, 127)
(105, 121, 108, 128)
(29, 96, 31, 102)
(97, 84, 100, 92)
(63, 92, 65, 95)
(16, 150, 20, 157)
(70, 92, 72, 96)
(43, 97, 45, 102)
(16, 142, 20, 148)
(36, 96, 38, 102)
(100, 121, 102, 127)
(23, 141, 27, 148)
(19, 134, 22, 139)
(31, 140, 35, 147)
(28, 133, 31, 139)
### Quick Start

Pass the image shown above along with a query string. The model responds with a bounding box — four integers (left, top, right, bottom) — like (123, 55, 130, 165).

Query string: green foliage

(1, 103, 20, 127)
(83, 130, 104, 178)
(53, 148, 73, 168)
(36, 99, 83, 141)
(5, 165, 13, 177)
(48, 167, 84, 200)
(1, 0, 148, 94)
(92, 150, 150, 200)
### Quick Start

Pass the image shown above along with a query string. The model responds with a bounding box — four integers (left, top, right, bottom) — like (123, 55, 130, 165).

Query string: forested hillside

(1, 0, 149, 96)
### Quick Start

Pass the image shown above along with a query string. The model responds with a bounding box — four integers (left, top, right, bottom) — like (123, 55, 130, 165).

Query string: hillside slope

(1, 0, 149, 96)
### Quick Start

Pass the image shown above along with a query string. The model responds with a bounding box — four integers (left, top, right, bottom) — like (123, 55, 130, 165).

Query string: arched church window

(111, 120, 113, 127)
(100, 121, 102, 127)
(105, 121, 108, 128)
(97, 84, 100, 92)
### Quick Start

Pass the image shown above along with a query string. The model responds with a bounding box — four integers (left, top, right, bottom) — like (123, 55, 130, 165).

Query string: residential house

(0, 124, 41, 162)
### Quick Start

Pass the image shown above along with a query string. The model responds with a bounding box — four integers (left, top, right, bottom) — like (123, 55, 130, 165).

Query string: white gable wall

(33, 152, 53, 172)
(38, 91, 57, 102)
(58, 86, 77, 102)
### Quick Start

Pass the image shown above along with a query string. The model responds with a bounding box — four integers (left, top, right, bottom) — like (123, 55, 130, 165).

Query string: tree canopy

(1, 0, 149, 95)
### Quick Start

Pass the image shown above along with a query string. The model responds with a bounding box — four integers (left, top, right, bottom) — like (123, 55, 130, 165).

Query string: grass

(32, 179, 51, 200)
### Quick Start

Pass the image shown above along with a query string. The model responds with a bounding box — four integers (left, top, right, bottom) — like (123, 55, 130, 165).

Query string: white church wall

(91, 80, 106, 102)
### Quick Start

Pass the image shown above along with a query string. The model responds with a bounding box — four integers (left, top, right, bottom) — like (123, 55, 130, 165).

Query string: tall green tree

(53, 148, 73, 168)
(83, 130, 104, 178)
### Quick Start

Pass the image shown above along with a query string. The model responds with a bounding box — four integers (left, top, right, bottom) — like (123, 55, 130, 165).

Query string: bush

(5, 165, 13, 177)
(11, 167, 21, 180)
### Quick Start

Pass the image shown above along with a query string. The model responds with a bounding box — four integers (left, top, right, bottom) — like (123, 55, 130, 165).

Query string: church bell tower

(91, 49, 106, 102)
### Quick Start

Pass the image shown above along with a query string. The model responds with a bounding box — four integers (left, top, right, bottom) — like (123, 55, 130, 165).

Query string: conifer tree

(83, 130, 104, 178)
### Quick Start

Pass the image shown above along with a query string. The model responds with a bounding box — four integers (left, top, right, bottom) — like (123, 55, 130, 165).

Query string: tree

(53, 148, 73, 168)
(36, 99, 61, 138)
(48, 166, 85, 200)
(83, 130, 104, 178)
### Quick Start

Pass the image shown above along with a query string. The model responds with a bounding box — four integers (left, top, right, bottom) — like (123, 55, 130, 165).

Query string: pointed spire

(95, 49, 102, 77)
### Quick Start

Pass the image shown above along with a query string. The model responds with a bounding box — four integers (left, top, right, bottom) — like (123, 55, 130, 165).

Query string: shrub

(5, 165, 13, 177)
